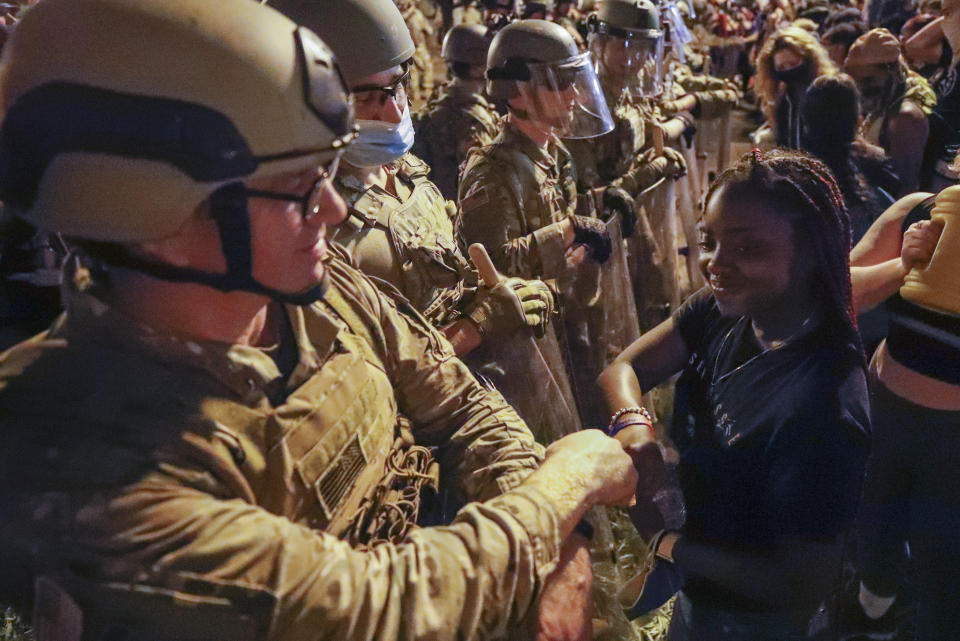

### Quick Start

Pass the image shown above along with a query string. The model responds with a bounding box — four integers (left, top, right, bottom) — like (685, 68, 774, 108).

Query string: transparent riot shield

(463, 245, 583, 445)
(560, 213, 642, 427)
(628, 178, 678, 331)
(678, 141, 705, 295)
(464, 321, 583, 445)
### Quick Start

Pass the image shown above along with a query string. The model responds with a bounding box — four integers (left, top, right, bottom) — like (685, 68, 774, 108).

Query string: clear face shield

(516, 52, 615, 138)
(589, 28, 665, 98)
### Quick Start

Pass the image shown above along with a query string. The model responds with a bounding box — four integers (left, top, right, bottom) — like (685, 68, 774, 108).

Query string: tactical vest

(333, 155, 473, 321)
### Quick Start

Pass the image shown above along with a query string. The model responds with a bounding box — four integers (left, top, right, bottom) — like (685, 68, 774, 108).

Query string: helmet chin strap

(96, 182, 328, 305)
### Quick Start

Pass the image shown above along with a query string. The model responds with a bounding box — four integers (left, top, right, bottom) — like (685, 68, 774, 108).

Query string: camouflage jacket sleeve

(88, 464, 561, 641)
(457, 152, 567, 280)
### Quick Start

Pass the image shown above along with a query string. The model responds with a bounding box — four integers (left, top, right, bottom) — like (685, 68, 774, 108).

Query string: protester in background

(753, 26, 836, 148)
(845, 27, 934, 194)
(800, 73, 898, 243)
(909, 0, 960, 189)
(823, 20, 868, 66)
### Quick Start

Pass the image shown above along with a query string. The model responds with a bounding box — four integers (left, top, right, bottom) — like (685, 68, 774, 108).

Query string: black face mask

(772, 64, 811, 85)
(860, 79, 894, 113)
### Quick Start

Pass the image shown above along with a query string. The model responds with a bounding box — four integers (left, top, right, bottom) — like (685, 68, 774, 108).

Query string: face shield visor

(517, 52, 614, 138)
(589, 27, 665, 98)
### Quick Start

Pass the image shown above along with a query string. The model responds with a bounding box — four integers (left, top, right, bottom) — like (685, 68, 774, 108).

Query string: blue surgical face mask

(341, 105, 415, 169)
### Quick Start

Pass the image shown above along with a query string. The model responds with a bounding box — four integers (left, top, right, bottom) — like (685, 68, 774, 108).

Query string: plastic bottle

(901, 184, 960, 315)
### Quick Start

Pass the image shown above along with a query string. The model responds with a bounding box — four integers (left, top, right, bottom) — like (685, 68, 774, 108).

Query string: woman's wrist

(607, 406, 654, 436)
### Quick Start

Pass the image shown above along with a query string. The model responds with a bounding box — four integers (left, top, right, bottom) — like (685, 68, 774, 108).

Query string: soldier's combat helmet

(589, 0, 665, 97)
(268, 0, 416, 85)
(442, 23, 492, 67)
(486, 19, 614, 137)
(0, 0, 355, 303)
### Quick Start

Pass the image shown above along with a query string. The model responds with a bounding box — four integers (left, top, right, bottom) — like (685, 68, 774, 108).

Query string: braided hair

(704, 148, 862, 361)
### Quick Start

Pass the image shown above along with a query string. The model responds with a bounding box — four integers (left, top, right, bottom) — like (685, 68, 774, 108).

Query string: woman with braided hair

(599, 148, 870, 640)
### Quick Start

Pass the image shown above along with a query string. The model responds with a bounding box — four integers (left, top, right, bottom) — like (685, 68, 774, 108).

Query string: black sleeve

(940, 38, 954, 71)
(765, 367, 871, 541)
(901, 194, 936, 232)
(672, 287, 720, 354)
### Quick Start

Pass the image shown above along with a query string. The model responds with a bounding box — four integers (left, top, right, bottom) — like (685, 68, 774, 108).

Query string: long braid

(706, 148, 862, 360)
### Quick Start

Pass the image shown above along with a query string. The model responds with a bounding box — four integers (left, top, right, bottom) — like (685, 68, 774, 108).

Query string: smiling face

(246, 166, 347, 293)
(698, 184, 812, 323)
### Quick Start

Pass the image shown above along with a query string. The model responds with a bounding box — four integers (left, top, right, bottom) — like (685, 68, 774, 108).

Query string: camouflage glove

(467, 277, 555, 339)
(602, 186, 637, 238)
(692, 88, 741, 119)
(570, 215, 612, 264)
(632, 147, 688, 188)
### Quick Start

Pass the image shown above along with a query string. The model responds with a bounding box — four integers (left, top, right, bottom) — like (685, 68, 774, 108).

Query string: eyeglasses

(245, 155, 340, 221)
(351, 70, 411, 107)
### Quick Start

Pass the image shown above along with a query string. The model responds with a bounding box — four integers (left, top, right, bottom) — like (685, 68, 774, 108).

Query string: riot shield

(559, 214, 642, 427)
(463, 245, 583, 445)
(678, 141, 706, 295)
(640, 176, 681, 314)
(628, 178, 677, 331)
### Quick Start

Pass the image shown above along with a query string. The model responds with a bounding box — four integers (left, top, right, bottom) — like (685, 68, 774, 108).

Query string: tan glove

(692, 88, 741, 119)
(467, 277, 556, 339)
(631, 147, 688, 189)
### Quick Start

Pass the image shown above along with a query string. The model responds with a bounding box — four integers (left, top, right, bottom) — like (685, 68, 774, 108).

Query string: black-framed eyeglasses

(245, 155, 340, 221)
(351, 69, 411, 106)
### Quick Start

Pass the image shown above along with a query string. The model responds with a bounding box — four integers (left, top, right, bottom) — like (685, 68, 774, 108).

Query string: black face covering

(772, 64, 811, 85)
(860, 79, 894, 114)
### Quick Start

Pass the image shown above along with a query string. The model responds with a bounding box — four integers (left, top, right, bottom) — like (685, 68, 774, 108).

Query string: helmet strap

(92, 182, 328, 305)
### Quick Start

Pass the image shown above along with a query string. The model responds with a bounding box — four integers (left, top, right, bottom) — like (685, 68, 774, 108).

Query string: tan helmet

(486, 18, 580, 99)
(486, 19, 613, 137)
(267, 0, 416, 85)
(0, 0, 354, 244)
(590, 0, 665, 96)
(442, 23, 491, 66)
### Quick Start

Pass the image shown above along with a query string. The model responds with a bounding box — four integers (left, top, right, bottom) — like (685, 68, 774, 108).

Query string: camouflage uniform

(0, 251, 562, 641)
(564, 81, 649, 191)
(555, 14, 586, 50)
(401, 2, 436, 105)
(670, 64, 742, 119)
(331, 153, 477, 328)
(458, 126, 579, 280)
(413, 80, 503, 200)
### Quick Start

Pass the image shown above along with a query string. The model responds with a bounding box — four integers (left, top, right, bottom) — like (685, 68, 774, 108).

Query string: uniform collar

(60, 265, 340, 404)
(502, 124, 559, 171)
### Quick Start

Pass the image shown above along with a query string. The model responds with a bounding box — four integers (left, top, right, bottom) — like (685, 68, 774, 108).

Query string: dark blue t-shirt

(670, 289, 870, 609)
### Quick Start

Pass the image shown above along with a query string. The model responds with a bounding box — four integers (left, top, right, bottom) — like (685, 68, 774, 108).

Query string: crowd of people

(0, 0, 956, 640)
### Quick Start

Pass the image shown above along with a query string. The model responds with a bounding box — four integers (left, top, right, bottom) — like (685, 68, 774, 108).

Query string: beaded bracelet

(607, 406, 653, 437)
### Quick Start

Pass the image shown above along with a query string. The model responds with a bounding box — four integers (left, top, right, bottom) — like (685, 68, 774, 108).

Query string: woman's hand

(900, 218, 944, 273)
